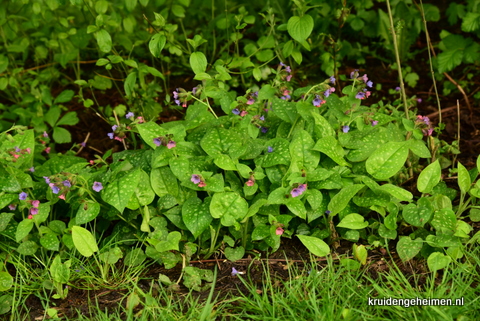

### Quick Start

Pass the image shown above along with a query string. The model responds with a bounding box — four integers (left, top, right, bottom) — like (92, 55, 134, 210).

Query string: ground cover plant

(1, 0, 480, 319)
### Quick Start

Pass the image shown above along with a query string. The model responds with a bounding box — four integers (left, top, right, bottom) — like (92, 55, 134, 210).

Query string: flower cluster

(290, 184, 307, 197)
(153, 136, 176, 149)
(173, 86, 200, 108)
(107, 111, 143, 141)
(191, 174, 206, 187)
(310, 75, 336, 107)
(416, 115, 434, 136)
(350, 69, 373, 100)
(17, 192, 41, 219)
(43, 175, 73, 200)
(8, 146, 32, 162)
(279, 62, 293, 82)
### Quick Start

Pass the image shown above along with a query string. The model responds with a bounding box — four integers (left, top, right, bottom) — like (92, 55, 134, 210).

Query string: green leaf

(44, 107, 61, 127)
(102, 168, 141, 213)
(417, 160, 441, 193)
(52, 127, 72, 144)
(49, 256, 70, 283)
(137, 122, 166, 149)
(71, 226, 99, 257)
(271, 98, 297, 123)
(16, 219, 34, 243)
(75, 201, 100, 225)
(17, 241, 39, 256)
(337, 214, 368, 229)
(151, 167, 178, 197)
(262, 138, 291, 167)
(95, 29, 112, 53)
(54, 90, 75, 104)
(99, 247, 123, 264)
(457, 162, 471, 193)
(40, 233, 59, 251)
(313, 136, 348, 167)
(0, 272, 13, 292)
(210, 192, 248, 225)
(214, 154, 237, 171)
(297, 235, 330, 257)
(366, 142, 409, 180)
(353, 244, 367, 265)
(437, 49, 463, 73)
(461, 12, 480, 32)
(124, 72, 137, 98)
(396, 237, 423, 262)
(287, 15, 314, 43)
(0, 55, 8, 74)
(190, 52, 207, 74)
(290, 130, 319, 171)
(56, 112, 79, 126)
(311, 112, 335, 138)
(224, 246, 244, 262)
(286, 197, 306, 219)
(378, 184, 412, 201)
(427, 252, 451, 272)
(402, 199, 433, 227)
(431, 209, 456, 231)
(155, 232, 181, 252)
(328, 184, 364, 215)
(182, 197, 212, 239)
(149, 34, 166, 58)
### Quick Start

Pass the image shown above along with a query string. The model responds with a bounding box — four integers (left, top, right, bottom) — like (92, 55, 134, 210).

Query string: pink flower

(247, 98, 255, 105)
(31, 200, 40, 208)
(198, 181, 206, 188)
(30, 208, 38, 215)
(58, 194, 66, 200)
(182, 102, 187, 108)
(167, 141, 176, 149)
(89, 160, 95, 165)
(240, 110, 248, 117)
(43, 131, 49, 137)
(25, 148, 31, 154)
(286, 75, 292, 82)
(114, 136, 123, 141)
(137, 116, 144, 123)
(276, 227, 284, 235)
(45, 147, 51, 154)
(8, 204, 16, 211)
(28, 214, 33, 219)
(13, 154, 20, 159)
(246, 179, 255, 187)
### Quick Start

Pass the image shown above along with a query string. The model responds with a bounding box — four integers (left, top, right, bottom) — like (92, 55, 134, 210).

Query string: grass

(6, 242, 479, 321)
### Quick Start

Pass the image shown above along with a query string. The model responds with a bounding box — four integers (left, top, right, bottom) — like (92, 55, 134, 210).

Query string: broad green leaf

(457, 162, 471, 193)
(286, 197, 306, 219)
(210, 192, 248, 223)
(102, 168, 141, 213)
(71, 226, 99, 257)
(427, 252, 451, 272)
(337, 214, 368, 229)
(137, 122, 166, 149)
(287, 15, 314, 43)
(17, 241, 38, 256)
(124, 248, 146, 266)
(407, 139, 431, 158)
(124, 72, 137, 98)
(214, 154, 237, 170)
(149, 34, 166, 58)
(95, 29, 112, 53)
(378, 224, 397, 239)
(56, 112, 79, 126)
(313, 136, 348, 167)
(155, 232, 181, 252)
(0, 213, 14, 232)
(52, 127, 72, 144)
(190, 52, 207, 74)
(49, 256, 70, 283)
(99, 247, 123, 264)
(461, 12, 480, 32)
(396, 237, 423, 262)
(417, 160, 441, 193)
(366, 141, 409, 180)
(54, 90, 75, 104)
(224, 246, 244, 262)
(76, 201, 101, 225)
(289, 130, 319, 171)
(353, 244, 367, 265)
(0, 272, 13, 292)
(328, 184, 364, 215)
(271, 98, 297, 123)
(150, 167, 178, 197)
(182, 197, 212, 239)
(262, 138, 291, 167)
(40, 233, 59, 251)
(16, 219, 34, 243)
(200, 127, 244, 157)
(297, 235, 330, 257)
(402, 198, 433, 227)
(437, 49, 463, 73)
(378, 184, 412, 201)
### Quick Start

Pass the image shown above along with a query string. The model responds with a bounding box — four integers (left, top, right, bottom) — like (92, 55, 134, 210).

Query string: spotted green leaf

(102, 168, 141, 213)
(311, 112, 335, 138)
(210, 192, 248, 223)
(306, 189, 323, 210)
(137, 122, 166, 149)
(224, 246, 245, 262)
(407, 139, 431, 158)
(366, 141, 409, 180)
(313, 136, 348, 167)
(328, 184, 364, 215)
(75, 201, 100, 225)
(182, 197, 212, 239)
(427, 252, 451, 272)
(397, 237, 423, 262)
(40, 233, 59, 251)
(402, 197, 433, 227)
(289, 130, 319, 171)
(17, 241, 38, 256)
(286, 197, 306, 219)
(378, 184, 413, 201)
(337, 214, 368, 229)
(417, 159, 441, 193)
(214, 154, 237, 170)
(127, 169, 155, 209)
(71, 226, 98, 257)
(155, 231, 181, 252)
(263, 138, 291, 167)
(457, 162, 471, 193)
(0, 272, 13, 292)
(15, 219, 33, 243)
(0, 213, 14, 233)
(271, 98, 297, 123)
(99, 247, 123, 264)
(151, 167, 178, 197)
(297, 235, 330, 257)
(184, 104, 215, 130)
(200, 127, 243, 157)
(378, 223, 397, 239)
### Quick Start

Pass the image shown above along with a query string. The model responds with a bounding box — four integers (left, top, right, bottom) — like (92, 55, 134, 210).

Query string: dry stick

(188, 255, 352, 265)
(0, 60, 98, 77)
(75, 132, 91, 155)
(453, 100, 461, 165)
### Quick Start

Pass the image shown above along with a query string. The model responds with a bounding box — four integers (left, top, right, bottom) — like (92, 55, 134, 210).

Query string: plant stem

(385, 0, 409, 120)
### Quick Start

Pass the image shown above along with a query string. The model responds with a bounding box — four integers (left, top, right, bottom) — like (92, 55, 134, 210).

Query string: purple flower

(112, 125, 118, 131)
(313, 96, 322, 107)
(80, 142, 86, 147)
(19, 192, 27, 200)
(366, 80, 373, 88)
(63, 180, 71, 187)
(329, 76, 336, 84)
(93, 182, 103, 192)
(290, 187, 303, 198)
(280, 62, 285, 67)
(49, 184, 60, 194)
(350, 69, 359, 79)
(126, 112, 134, 119)
(14, 146, 20, 153)
(192, 87, 198, 95)
(175, 99, 181, 106)
(29, 167, 35, 172)
(355, 92, 366, 99)
(191, 174, 201, 184)
(30, 208, 38, 216)
(417, 98, 422, 103)
(361, 74, 368, 83)
(281, 94, 291, 100)
(395, 86, 401, 91)
(423, 117, 430, 125)
(107, 133, 114, 139)
(261, 127, 268, 133)
(371, 120, 379, 126)
(8, 204, 16, 211)
(285, 66, 291, 73)
(173, 90, 179, 99)
(232, 108, 240, 115)
(167, 141, 176, 149)
(247, 98, 255, 105)
(153, 138, 162, 146)
(260, 115, 265, 121)
(32, 200, 40, 208)
(267, 146, 273, 153)
(286, 75, 292, 82)
(325, 210, 331, 215)
(342, 126, 350, 133)
(231, 267, 239, 276)
(43, 176, 50, 184)
(43, 131, 49, 138)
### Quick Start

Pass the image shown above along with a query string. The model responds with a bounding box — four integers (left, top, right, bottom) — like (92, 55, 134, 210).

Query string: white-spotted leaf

(313, 136, 349, 166)
(102, 168, 141, 213)
(182, 197, 212, 239)
(427, 252, 452, 272)
(417, 159, 441, 193)
(397, 237, 423, 262)
(328, 184, 364, 215)
(72, 226, 99, 257)
(337, 214, 368, 229)
(366, 141, 409, 180)
(297, 235, 330, 257)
